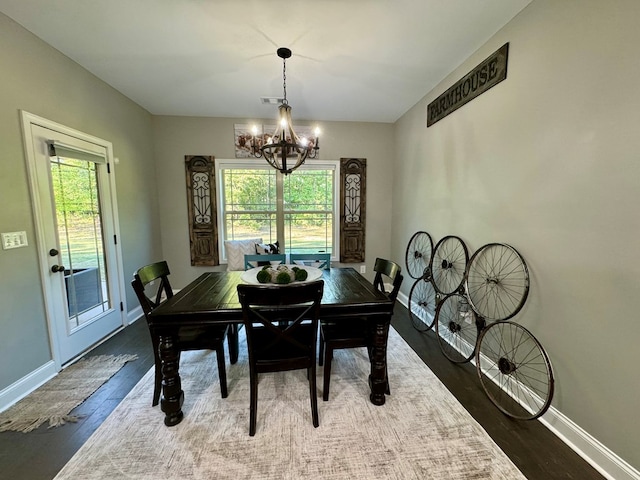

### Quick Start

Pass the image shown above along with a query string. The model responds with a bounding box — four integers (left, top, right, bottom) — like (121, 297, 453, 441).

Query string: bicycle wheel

(465, 243, 529, 321)
(475, 320, 554, 420)
(405, 231, 434, 279)
(408, 277, 438, 332)
(431, 235, 469, 295)
(435, 293, 481, 363)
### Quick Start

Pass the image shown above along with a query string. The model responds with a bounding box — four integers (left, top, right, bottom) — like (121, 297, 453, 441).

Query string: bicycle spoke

(466, 243, 529, 321)
(476, 321, 554, 420)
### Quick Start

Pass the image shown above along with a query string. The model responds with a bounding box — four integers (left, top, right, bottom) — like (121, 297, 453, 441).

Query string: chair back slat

(244, 253, 286, 270)
(131, 261, 173, 319)
(372, 257, 403, 301)
(289, 253, 331, 270)
(238, 281, 324, 368)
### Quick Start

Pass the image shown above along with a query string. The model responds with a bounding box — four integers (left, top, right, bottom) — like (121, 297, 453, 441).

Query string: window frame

(215, 158, 340, 264)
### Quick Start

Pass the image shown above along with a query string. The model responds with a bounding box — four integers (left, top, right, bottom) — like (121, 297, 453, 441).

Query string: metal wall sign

(427, 43, 509, 127)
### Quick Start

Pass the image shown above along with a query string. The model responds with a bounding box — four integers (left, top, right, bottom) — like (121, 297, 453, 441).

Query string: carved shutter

(185, 155, 219, 266)
(340, 158, 366, 263)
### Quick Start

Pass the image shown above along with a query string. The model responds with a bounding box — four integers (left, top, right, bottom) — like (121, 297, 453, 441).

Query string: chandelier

(252, 47, 319, 175)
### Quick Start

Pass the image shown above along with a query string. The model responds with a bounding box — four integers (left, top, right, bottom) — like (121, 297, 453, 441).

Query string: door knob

(51, 265, 66, 273)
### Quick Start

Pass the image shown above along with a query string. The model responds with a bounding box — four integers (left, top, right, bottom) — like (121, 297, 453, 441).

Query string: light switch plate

(2, 231, 28, 250)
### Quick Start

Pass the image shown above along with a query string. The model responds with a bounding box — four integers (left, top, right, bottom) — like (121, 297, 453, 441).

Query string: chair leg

(152, 361, 162, 407)
(385, 364, 390, 395)
(228, 324, 239, 365)
(322, 345, 333, 401)
(309, 365, 319, 428)
(249, 372, 258, 436)
(216, 344, 228, 399)
(318, 331, 325, 366)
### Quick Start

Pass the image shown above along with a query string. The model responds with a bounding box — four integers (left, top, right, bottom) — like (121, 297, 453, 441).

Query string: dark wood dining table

(149, 267, 395, 426)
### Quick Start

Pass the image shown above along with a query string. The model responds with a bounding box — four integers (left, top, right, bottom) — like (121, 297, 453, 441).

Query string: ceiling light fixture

(252, 47, 319, 175)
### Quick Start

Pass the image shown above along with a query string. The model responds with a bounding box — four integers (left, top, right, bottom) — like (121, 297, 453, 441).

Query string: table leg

(159, 334, 184, 426)
(369, 317, 390, 405)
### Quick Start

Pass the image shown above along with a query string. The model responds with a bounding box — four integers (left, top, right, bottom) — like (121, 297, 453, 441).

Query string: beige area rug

(54, 330, 526, 480)
(0, 354, 137, 433)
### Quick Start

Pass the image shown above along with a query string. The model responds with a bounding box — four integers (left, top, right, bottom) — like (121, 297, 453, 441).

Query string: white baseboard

(397, 290, 409, 308)
(539, 407, 640, 480)
(0, 309, 144, 415)
(127, 305, 143, 325)
(395, 294, 639, 480)
(0, 360, 57, 413)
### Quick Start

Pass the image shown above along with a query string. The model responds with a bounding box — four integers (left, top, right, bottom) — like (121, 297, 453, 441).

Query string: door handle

(51, 265, 66, 273)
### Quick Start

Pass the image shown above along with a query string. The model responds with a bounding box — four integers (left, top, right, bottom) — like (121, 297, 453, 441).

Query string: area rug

(0, 353, 137, 433)
(53, 330, 526, 480)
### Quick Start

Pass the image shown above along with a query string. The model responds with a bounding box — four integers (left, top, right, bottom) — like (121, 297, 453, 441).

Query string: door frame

(20, 111, 127, 369)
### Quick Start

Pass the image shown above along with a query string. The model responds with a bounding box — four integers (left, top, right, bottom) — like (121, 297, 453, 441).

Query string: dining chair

(289, 252, 331, 270)
(237, 280, 324, 436)
(319, 258, 403, 401)
(243, 253, 286, 270)
(132, 261, 234, 406)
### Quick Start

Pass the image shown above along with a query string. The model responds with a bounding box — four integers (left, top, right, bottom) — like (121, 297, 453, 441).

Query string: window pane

(50, 156, 109, 328)
(283, 169, 334, 254)
(224, 212, 277, 242)
(222, 169, 277, 242)
(284, 170, 333, 211)
(285, 212, 333, 254)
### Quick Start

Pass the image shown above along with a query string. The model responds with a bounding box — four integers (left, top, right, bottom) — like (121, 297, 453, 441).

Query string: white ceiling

(0, 0, 531, 123)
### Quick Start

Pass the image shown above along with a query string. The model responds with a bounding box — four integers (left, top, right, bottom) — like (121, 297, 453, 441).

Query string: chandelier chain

(282, 57, 288, 104)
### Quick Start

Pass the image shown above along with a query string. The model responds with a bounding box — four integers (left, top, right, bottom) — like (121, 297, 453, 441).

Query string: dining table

(149, 267, 395, 426)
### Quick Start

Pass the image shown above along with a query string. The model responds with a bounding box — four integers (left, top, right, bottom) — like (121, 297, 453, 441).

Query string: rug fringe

(48, 414, 83, 429)
(0, 414, 86, 433)
(0, 353, 138, 433)
(81, 353, 138, 367)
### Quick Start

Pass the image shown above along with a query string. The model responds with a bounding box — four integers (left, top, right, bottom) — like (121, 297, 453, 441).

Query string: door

(22, 113, 125, 366)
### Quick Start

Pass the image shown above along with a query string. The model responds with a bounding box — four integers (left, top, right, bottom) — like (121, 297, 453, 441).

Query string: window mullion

(276, 171, 285, 251)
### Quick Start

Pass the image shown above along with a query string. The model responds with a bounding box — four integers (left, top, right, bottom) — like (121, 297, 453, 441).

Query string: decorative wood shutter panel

(185, 155, 219, 266)
(340, 158, 366, 263)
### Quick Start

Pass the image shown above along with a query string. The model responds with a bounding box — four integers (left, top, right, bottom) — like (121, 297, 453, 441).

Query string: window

(216, 159, 339, 261)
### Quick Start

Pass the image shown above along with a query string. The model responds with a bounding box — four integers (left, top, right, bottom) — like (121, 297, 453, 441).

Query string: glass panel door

(24, 118, 124, 366)
(50, 156, 110, 330)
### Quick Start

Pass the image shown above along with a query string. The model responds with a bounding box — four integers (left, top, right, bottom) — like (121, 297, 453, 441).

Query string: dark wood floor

(0, 304, 606, 480)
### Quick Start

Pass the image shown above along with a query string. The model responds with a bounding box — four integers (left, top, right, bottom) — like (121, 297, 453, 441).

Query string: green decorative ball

(256, 270, 271, 283)
(295, 268, 308, 281)
(276, 271, 292, 284)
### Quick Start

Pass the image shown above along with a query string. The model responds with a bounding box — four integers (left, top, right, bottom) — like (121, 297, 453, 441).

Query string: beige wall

(0, 13, 160, 388)
(392, 0, 640, 471)
(151, 116, 395, 287)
